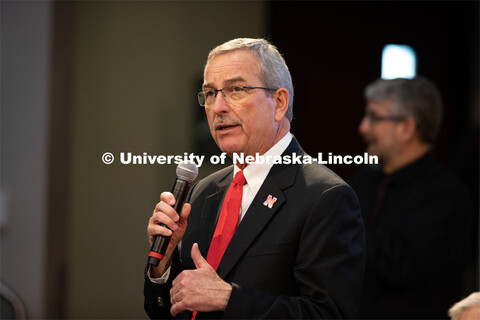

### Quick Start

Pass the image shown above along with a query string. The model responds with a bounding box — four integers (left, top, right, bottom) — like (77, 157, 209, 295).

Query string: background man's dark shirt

(350, 152, 473, 319)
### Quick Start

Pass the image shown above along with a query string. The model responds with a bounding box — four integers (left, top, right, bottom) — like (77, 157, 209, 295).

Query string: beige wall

(67, 2, 267, 318)
(1, 1, 52, 318)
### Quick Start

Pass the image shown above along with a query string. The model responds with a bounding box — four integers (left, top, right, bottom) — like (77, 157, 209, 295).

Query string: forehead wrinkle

(203, 77, 248, 90)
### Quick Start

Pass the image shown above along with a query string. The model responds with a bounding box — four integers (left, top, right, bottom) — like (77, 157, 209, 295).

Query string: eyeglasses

(197, 85, 277, 107)
(363, 114, 406, 125)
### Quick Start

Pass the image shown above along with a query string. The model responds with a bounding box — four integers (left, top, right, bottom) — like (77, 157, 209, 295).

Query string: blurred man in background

(350, 77, 473, 319)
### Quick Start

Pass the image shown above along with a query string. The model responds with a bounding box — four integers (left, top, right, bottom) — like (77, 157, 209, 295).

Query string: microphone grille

(176, 161, 199, 183)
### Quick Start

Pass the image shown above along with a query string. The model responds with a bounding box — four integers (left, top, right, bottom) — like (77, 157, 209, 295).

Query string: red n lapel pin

(263, 195, 278, 209)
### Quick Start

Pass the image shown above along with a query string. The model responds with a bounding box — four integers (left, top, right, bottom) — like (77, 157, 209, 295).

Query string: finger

(170, 301, 183, 317)
(149, 212, 175, 231)
(191, 243, 210, 270)
(158, 203, 181, 227)
(155, 201, 180, 222)
(170, 298, 191, 318)
(147, 222, 173, 241)
(169, 289, 186, 318)
(171, 291, 181, 306)
(170, 278, 179, 296)
(160, 191, 176, 207)
(147, 212, 178, 237)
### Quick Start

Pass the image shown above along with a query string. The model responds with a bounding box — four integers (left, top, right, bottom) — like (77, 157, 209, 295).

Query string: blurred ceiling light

(381, 44, 417, 79)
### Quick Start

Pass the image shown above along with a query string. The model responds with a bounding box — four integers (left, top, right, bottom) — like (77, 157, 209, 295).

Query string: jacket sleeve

(144, 275, 173, 319)
(222, 184, 366, 319)
(144, 248, 185, 319)
(144, 181, 202, 319)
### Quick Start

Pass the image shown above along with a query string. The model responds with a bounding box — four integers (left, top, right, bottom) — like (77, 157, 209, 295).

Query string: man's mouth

(362, 136, 374, 145)
(216, 123, 239, 130)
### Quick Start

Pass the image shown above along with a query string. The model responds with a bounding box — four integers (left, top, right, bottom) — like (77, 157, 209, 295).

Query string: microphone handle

(147, 178, 191, 266)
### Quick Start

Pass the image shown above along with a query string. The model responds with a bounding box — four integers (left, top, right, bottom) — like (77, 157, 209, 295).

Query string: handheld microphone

(147, 161, 199, 267)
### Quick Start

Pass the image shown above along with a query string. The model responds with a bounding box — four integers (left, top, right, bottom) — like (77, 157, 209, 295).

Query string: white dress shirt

(234, 132, 292, 223)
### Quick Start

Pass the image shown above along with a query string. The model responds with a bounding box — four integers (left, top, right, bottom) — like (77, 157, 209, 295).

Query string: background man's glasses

(364, 114, 406, 125)
(197, 85, 277, 107)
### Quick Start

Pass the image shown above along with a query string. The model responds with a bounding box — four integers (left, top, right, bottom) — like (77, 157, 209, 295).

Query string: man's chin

(366, 144, 377, 155)
(217, 142, 243, 157)
(365, 146, 387, 166)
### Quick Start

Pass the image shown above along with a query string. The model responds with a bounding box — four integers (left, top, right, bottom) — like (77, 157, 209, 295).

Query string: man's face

(358, 100, 404, 164)
(203, 50, 279, 157)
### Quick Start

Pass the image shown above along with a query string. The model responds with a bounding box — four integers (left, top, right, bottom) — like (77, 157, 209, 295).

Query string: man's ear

(273, 88, 289, 122)
(399, 117, 418, 142)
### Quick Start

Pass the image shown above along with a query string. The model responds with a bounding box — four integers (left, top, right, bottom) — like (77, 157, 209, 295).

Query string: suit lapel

(216, 174, 286, 278)
(216, 138, 303, 278)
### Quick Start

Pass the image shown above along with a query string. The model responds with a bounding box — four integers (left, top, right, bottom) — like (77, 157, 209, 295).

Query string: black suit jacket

(145, 138, 365, 319)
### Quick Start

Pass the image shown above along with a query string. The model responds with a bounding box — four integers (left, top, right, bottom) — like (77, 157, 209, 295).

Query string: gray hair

(365, 77, 443, 145)
(206, 38, 294, 122)
(448, 292, 480, 320)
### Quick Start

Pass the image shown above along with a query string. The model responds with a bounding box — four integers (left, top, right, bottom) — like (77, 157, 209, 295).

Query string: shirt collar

(234, 132, 293, 194)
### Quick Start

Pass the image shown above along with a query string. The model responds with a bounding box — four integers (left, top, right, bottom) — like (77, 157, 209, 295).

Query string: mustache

(361, 135, 374, 144)
(212, 115, 242, 129)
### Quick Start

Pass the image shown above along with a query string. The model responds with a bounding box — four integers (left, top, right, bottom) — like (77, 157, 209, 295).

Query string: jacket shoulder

(300, 162, 352, 191)
(188, 165, 233, 198)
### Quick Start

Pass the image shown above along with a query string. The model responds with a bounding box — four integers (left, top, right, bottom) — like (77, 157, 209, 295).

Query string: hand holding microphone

(147, 162, 199, 271)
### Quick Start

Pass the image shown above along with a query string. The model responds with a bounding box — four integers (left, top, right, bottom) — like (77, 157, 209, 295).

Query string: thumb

(191, 243, 210, 270)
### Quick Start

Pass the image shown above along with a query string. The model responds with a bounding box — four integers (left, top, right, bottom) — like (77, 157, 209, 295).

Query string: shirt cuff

(148, 266, 171, 284)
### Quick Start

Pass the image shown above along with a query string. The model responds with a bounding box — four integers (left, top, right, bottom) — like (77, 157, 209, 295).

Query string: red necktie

(191, 170, 246, 320)
(206, 170, 247, 270)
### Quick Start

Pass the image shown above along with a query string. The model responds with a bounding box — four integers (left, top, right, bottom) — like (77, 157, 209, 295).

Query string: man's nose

(358, 115, 370, 136)
(211, 91, 230, 113)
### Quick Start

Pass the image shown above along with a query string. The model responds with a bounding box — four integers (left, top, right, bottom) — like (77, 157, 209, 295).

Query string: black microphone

(147, 161, 199, 267)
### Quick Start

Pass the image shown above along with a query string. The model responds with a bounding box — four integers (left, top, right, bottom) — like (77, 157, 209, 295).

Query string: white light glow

(381, 44, 417, 79)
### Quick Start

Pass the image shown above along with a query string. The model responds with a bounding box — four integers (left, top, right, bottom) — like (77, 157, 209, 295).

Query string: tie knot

(233, 170, 247, 186)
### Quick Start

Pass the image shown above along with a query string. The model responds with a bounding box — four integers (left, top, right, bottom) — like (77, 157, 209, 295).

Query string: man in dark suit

(144, 38, 365, 319)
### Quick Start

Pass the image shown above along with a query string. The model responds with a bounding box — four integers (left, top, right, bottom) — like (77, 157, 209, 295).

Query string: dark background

(270, 1, 478, 182)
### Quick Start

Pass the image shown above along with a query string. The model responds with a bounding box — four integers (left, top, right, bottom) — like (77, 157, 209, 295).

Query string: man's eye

(231, 86, 244, 93)
(205, 90, 215, 97)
